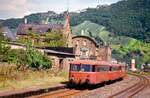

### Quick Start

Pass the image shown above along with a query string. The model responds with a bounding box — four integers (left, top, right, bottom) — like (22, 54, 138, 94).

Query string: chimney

(24, 18, 27, 24)
(81, 30, 84, 35)
(45, 17, 49, 24)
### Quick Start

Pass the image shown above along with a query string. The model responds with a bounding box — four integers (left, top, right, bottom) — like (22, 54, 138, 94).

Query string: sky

(0, 0, 121, 19)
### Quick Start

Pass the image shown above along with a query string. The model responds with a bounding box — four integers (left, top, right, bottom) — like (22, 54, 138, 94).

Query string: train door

(95, 65, 109, 82)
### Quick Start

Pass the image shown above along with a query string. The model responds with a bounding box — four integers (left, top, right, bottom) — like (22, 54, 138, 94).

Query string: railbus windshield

(70, 64, 93, 72)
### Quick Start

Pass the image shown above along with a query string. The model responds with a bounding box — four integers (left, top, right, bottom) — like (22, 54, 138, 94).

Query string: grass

(0, 63, 17, 76)
(0, 63, 68, 92)
(141, 72, 150, 76)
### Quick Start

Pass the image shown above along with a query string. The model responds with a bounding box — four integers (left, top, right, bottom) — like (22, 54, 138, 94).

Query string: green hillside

(72, 21, 104, 36)
(71, 0, 150, 42)
(72, 21, 150, 65)
(72, 21, 131, 45)
(1, 0, 150, 42)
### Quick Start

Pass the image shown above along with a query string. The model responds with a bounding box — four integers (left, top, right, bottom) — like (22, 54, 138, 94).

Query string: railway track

(0, 73, 149, 98)
(108, 73, 149, 98)
(29, 88, 89, 98)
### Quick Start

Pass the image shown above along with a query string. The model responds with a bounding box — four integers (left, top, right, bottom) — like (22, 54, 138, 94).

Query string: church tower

(63, 11, 72, 47)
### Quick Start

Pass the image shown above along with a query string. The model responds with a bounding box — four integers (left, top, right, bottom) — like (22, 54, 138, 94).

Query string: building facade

(72, 35, 112, 62)
(72, 35, 98, 60)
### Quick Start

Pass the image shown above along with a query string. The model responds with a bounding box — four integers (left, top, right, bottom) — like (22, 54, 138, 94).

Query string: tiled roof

(17, 24, 63, 35)
(2, 27, 16, 41)
(72, 35, 105, 47)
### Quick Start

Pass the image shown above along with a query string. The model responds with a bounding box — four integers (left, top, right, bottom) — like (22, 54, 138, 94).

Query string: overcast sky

(0, 0, 121, 19)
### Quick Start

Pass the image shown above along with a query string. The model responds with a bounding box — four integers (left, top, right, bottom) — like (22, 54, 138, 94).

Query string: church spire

(63, 11, 72, 47)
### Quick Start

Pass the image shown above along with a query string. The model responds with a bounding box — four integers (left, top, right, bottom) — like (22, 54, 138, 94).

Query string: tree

(45, 30, 66, 47)
(26, 43, 52, 69)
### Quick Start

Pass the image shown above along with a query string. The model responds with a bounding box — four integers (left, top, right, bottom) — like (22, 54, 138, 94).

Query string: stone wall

(72, 36, 97, 59)
(97, 46, 112, 61)
(48, 55, 74, 70)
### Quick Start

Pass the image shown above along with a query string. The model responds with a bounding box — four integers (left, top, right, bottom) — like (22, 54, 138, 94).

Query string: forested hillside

(0, 0, 150, 42)
(71, 0, 150, 42)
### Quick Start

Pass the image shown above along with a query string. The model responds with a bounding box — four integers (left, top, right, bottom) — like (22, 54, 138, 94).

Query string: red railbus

(69, 60, 126, 85)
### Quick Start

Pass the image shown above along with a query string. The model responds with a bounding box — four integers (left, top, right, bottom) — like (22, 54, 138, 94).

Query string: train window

(111, 66, 121, 71)
(92, 66, 95, 72)
(81, 64, 92, 72)
(119, 66, 122, 70)
(70, 64, 81, 71)
(95, 65, 109, 72)
(70, 64, 92, 72)
(109, 66, 112, 71)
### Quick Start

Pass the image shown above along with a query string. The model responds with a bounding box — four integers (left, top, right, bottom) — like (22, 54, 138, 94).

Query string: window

(59, 59, 63, 69)
(83, 40, 87, 46)
(111, 66, 121, 71)
(95, 65, 109, 72)
(92, 66, 96, 72)
(70, 64, 81, 71)
(81, 51, 87, 56)
(76, 40, 79, 45)
(81, 64, 91, 72)
(28, 27, 32, 31)
(47, 28, 51, 32)
(70, 64, 92, 72)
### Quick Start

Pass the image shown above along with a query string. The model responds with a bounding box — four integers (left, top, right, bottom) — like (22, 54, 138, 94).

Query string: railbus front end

(69, 63, 96, 85)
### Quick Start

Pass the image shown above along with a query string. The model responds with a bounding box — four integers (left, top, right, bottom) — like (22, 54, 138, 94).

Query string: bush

(7, 49, 27, 67)
(0, 31, 11, 62)
(0, 44, 52, 70)
(0, 30, 52, 70)
(26, 43, 52, 70)
(5, 46, 52, 70)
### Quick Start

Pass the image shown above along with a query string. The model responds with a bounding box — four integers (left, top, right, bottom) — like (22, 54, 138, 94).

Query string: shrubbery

(17, 31, 66, 47)
(7, 49, 27, 66)
(26, 43, 52, 69)
(0, 32, 52, 70)
(0, 30, 10, 62)
(2, 46, 52, 70)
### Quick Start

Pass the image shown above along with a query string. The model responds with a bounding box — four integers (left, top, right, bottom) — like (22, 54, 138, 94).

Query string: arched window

(83, 40, 87, 46)
(76, 40, 79, 45)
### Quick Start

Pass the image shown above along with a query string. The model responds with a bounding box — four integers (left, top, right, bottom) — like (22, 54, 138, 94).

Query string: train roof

(70, 60, 125, 67)
(111, 63, 125, 66)
(70, 60, 111, 66)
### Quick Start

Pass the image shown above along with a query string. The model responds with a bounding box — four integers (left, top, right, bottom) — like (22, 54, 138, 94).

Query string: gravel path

(73, 75, 139, 98)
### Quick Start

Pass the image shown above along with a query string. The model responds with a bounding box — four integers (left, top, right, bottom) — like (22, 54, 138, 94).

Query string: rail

(108, 72, 149, 98)
(29, 88, 88, 98)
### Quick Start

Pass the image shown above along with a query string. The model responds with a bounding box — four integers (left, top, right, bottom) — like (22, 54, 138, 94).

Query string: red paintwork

(70, 60, 111, 66)
(70, 72, 96, 84)
(69, 60, 126, 85)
